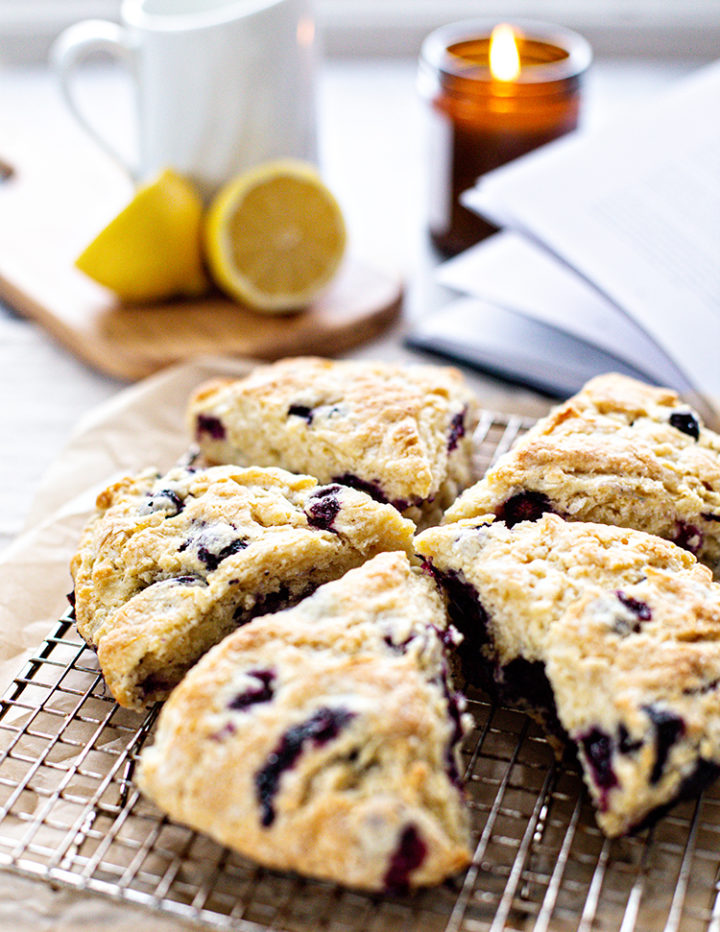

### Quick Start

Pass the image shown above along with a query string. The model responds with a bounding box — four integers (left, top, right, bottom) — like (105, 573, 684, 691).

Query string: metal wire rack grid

(1, 411, 720, 931)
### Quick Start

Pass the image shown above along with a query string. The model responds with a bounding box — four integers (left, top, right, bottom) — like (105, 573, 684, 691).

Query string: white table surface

(0, 46, 711, 931)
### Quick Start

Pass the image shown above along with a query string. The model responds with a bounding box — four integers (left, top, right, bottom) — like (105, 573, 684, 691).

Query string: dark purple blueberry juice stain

(287, 404, 314, 424)
(383, 825, 428, 895)
(702, 513, 720, 522)
(255, 707, 355, 827)
(383, 633, 414, 654)
(616, 591, 652, 621)
(196, 414, 226, 440)
(673, 521, 703, 555)
(429, 567, 487, 634)
(669, 411, 700, 441)
(447, 408, 467, 453)
(683, 677, 720, 697)
(497, 658, 565, 737)
(231, 581, 317, 627)
(193, 537, 248, 571)
(432, 623, 461, 652)
(614, 590, 652, 634)
(305, 485, 342, 531)
(228, 669, 275, 710)
(331, 473, 418, 512)
(618, 724, 643, 755)
(233, 584, 289, 624)
(173, 574, 207, 585)
(673, 759, 720, 808)
(427, 565, 490, 684)
(629, 758, 720, 834)
(579, 728, 618, 811)
(138, 670, 177, 700)
(440, 674, 466, 789)
(211, 721, 237, 741)
(333, 473, 390, 504)
(495, 491, 554, 527)
(140, 488, 184, 516)
(644, 705, 685, 784)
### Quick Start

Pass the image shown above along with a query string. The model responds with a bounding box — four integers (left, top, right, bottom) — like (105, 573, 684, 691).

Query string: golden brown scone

(416, 513, 720, 836)
(444, 373, 720, 573)
(187, 356, 480, 528)
(71, 464, 415, 710)
(137, 552, 472, 892)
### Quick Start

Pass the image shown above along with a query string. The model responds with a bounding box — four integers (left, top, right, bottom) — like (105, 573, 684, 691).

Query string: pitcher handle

(50, 20, 139, 180)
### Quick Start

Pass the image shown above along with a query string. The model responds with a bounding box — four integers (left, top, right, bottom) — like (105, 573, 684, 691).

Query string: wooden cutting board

(0, 148, 402, 382)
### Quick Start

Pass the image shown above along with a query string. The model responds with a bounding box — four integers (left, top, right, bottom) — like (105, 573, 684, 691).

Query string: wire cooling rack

(2, 410, 720, 931)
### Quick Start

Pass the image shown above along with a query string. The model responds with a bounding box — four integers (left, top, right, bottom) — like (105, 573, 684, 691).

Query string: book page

(463, 61, 720, 397)
(436, 231, 692, 389)
(407, 296, 667, 398)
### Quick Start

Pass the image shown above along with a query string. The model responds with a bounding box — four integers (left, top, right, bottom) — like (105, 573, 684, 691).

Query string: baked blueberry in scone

(186, 356, 480, 528)
(137, 552, 472, 892)
(444, 373, 720, 574)
(70, 464, 415, 710)
(416, 513, 720, 836)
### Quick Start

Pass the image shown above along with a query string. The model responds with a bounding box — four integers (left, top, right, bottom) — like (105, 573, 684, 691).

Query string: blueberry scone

(71, 464, 415, 710)
(137, 552, 472, 891)
(416, 513, 720, 836)
(444, 373, 720, 573)
(187, 356, 480, 527)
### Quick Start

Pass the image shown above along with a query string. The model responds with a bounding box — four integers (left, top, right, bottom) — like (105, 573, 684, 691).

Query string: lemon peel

(75, 168, 208, 303)
(204, 159, 347, 313)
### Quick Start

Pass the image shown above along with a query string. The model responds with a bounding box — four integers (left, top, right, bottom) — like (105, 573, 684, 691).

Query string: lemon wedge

(75, 168, 208, 303)
(204, 159, 347, 313)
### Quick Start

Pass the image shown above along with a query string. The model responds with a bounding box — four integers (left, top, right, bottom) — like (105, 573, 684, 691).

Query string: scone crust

(71, 464, 415, 709)
(444, 373, 720, 572)
(416, 514, 720, 835)
(138, 552, 471, 891)
(549, 581, 720, 836)
(187, 356, 480, 524)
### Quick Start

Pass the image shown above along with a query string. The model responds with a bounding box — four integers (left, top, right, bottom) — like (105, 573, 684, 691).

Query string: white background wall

(1, 0, 719, 61)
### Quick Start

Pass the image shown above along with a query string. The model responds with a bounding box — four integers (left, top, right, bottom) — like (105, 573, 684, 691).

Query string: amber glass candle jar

(419, 19, 592, 256)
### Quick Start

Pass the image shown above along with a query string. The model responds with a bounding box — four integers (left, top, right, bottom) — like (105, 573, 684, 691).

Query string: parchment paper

(0, 355, 256, 930)
(0, 355, 254, 697)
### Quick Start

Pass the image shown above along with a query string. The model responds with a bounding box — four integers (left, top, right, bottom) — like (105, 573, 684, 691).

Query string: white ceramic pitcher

(51, 0, 318, 199)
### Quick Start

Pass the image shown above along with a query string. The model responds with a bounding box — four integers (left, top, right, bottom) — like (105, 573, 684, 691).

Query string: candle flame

(489, 24, 521, 81)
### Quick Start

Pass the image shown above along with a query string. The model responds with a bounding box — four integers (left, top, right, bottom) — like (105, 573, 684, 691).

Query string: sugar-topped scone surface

(71, 464, 415, 710)
(137, 552, 472, 892)
(187, 356, 480, 526)
(444, 373, 720, 573)
(416, 514, 720, 835)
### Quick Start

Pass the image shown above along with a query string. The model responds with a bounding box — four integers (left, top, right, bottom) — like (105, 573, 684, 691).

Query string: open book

(408, 60, 720, 412)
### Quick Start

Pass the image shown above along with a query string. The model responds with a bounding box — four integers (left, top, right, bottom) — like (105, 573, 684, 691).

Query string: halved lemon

(75, 168, 209, 303)
(204, 159, 347, 313)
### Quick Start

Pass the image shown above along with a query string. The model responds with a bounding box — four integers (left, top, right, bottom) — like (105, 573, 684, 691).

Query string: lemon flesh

(75, 168, 208, 303)
(204, 159, 347, 313)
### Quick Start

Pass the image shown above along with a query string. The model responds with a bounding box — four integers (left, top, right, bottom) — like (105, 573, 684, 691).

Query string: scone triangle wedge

(417, 513, 720, 836)
(137, 552, 472, 892)
(71, 464, 415, 709)
(187, 356, 480, 528)
(444, 373, 720, 575)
